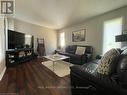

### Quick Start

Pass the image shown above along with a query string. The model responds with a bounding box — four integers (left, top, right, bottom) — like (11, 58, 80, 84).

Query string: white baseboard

(0, 67, 6, 81)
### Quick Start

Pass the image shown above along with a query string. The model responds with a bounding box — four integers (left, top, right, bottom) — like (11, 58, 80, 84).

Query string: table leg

(53, 61, 55, 71)
(69, 57, 71, 66)
(69, 57, 70, 63)
(42, 56, 44, 64)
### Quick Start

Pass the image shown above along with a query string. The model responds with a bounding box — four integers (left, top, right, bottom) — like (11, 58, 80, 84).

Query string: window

(103, 17, 122, 54)
(25, 34, 32, 45)
(59, 32, 65, 48)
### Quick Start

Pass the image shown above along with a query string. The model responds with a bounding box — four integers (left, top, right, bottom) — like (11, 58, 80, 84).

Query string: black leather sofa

(58, 45, 93, 65)
(70, 49, 127, 95)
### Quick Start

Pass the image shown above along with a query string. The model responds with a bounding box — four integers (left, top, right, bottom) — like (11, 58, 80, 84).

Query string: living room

(0, 0, 127, 95)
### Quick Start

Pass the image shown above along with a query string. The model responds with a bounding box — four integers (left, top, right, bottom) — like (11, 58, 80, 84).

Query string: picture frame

(72, 29, 86, 42)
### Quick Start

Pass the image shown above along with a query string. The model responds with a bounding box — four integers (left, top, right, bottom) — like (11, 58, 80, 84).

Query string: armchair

(70, 48, 127, 95)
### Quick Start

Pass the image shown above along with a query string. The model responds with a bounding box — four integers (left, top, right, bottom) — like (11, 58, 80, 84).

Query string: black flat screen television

(8, 30, 34, 49)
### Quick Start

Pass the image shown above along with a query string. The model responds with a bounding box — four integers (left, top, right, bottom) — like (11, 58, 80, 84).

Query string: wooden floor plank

(0, 58, 71, 95)
(7, 68, 17, 93)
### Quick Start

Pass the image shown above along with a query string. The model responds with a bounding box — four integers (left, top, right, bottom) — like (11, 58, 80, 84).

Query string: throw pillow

(97, 49, 120, 75)
(75, 46, 86, 55)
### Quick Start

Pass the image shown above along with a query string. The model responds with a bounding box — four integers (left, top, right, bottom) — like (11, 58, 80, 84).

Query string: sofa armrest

(81, 54, 92, 63)
(86, 54, 92, 62)
(70, 65, 127, 95)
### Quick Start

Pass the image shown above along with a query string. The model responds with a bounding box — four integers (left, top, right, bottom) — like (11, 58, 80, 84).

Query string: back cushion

(65, 45, 76, 54)
(75, 46, 86, 55)
(85, 46, 93, 54)
(97, 49, 120, 75)
(117, 55, 127, 85)
(117, 54, 127, 71)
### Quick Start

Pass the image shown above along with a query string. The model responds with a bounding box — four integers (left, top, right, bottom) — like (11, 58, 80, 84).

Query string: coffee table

(43, 54, 70, 71)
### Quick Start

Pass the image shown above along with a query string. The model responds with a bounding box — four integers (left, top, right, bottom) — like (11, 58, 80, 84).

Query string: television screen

(8, 30, 33, 49)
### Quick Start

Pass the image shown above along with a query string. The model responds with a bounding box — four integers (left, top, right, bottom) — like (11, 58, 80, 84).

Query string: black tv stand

(6, 48, 34, 67)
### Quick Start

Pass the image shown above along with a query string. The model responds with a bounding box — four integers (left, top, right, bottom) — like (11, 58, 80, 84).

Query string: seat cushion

(58, 52, 70, 56)
(97, 49, 120, 75)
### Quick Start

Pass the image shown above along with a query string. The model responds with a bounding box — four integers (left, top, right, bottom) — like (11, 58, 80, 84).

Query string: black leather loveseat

(70, 48, 127, 95)
(58, 45, 93, 65)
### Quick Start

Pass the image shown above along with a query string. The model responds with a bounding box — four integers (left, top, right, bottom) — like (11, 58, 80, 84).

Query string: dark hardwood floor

(0, 58, 71, 95)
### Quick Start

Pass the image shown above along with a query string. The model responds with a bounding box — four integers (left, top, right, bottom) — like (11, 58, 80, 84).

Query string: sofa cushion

(75, 46, 86, 55)
(117, 54, 127, 71)
(97, 49, 120, 75)
(58, 52, 70, 56)
(65, 45, 77, 54)
(117, 55, 127, 85)
(59, 52, 81, 58)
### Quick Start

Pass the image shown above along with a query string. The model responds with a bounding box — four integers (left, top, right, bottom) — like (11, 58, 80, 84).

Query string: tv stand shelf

(6, 48, 34, 67)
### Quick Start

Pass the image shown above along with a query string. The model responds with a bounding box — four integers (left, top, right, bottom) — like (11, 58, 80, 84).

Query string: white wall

(0, 18, 6, 80)
(58, 6, 127, 58)
(8, 18, 57, 55)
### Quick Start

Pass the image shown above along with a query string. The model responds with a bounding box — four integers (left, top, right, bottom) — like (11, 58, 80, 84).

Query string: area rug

(42, 61, 74, 77)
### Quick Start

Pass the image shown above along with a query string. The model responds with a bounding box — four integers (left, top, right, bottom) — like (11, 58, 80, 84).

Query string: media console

(6, 48, 34, 67)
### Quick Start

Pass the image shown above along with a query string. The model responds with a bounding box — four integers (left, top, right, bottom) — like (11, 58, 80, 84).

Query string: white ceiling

(15, 0, 127, 29)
